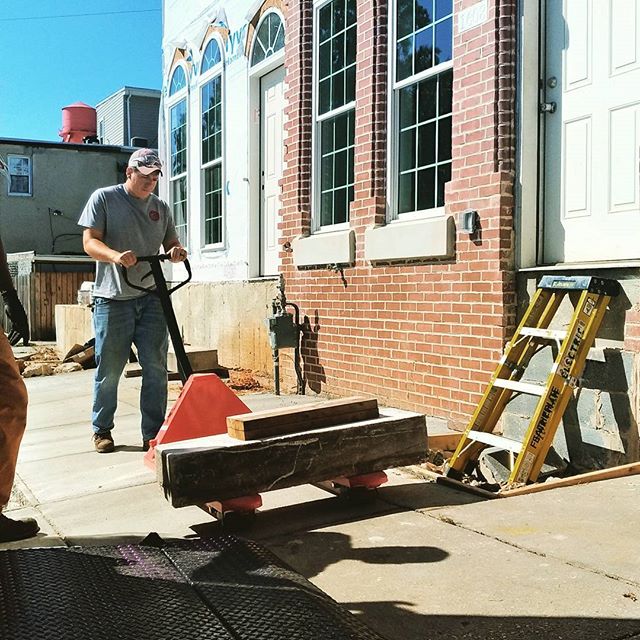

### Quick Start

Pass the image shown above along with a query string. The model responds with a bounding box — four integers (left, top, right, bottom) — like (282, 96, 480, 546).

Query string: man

(79, 149, 187, 453)
(0, 234, 39, 542)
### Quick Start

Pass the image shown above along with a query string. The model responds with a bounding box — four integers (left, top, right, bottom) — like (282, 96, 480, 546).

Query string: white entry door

(542, 0, 640, 263)
(260, 66, 285, 276)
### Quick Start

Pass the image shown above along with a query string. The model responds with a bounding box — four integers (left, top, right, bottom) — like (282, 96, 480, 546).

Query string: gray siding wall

(127, 96, 160, 147)
(96, 94, 126, 146)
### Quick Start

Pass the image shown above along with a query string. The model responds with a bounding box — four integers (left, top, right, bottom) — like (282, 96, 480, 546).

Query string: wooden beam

(226, 396, 379, 440)
(499, 462, 640, 497)
(157, 408, 427, 507)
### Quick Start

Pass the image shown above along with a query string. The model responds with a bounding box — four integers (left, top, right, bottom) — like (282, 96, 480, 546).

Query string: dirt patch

(227, 369, 263, 393)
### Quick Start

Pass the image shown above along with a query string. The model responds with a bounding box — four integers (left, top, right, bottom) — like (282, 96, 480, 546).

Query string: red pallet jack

(124, 256, 387, 524)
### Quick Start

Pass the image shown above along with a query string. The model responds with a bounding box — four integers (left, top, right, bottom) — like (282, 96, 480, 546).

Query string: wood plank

(428, 433, 462, 452)
(157, 407, 427, 507)
(499, 462, 640, 497)
(226, 396, 379, 440)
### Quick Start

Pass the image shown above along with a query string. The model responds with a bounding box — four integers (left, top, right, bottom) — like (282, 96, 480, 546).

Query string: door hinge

(539, 102, 557, 114)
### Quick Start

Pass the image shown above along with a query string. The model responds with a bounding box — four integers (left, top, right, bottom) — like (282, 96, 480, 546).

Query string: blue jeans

(92, 294, 168, 442)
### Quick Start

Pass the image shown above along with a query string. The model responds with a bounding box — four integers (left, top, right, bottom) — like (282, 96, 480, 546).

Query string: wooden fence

(2, 254, 94, 341)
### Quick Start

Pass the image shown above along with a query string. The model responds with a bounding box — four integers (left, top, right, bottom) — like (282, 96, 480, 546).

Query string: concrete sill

(364, 216, 455, 262)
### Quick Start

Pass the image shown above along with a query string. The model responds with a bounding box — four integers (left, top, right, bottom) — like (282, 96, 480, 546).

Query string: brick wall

(280, 0, 517, 429)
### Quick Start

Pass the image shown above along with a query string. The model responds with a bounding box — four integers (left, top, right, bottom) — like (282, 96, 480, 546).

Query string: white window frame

(199, 36, 225, 251)
(387, 0, 454, 222)
(312, 0, 357, 233)
(166, 63, 189, 248)
(7, 155, 32, 197)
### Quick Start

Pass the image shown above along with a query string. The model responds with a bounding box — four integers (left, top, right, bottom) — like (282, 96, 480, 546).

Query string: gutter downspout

(126, 90, 133, 145)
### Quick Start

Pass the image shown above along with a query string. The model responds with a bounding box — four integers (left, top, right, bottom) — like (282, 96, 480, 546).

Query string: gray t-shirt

(78, 184, 178, 300)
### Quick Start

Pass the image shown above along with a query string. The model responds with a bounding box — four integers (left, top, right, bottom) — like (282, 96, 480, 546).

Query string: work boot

(0, 513, 40, 543)
(93, 432, 115, 453)
(142, 440, 150, 452)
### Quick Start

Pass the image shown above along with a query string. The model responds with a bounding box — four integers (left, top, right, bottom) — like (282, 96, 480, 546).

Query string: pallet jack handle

(121, 254, 193, 384)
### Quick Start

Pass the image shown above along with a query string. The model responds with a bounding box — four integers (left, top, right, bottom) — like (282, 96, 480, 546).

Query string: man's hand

(2, 289, 30, 346)
(114, 250, 137, 268)
(168, 245, 188, 263)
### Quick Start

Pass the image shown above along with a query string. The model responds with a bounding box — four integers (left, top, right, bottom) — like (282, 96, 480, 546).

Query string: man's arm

(82, 228, 137, 268)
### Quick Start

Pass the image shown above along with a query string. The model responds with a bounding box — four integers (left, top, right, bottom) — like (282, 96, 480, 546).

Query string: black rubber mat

(0, 535, 384, 640)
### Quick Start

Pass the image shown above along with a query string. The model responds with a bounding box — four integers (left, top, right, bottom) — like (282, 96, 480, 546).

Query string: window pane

(346, 0, 357, 26)
(399, 85, 417, 129)
(171, 176, 188, 245)
(417, 167, 435, 210)
(10, 175, 29, 194)
(204, 165, 222, 244)
(333, 0, 345, 33)
(398, 173, 415, 213)
(322, 119, 334, 153)
(321, 155, 334, 191)
(345, 24, 356, 65)
(399, 128, 416, 171)
(331, 71, 345, 110)
(435, 0, 453, 21)
(334, 149, 347, 187)
(437, 116, 452, 162)
(434, 18, 452, 65)
(319, 78, 331, 115)
(331, 33, 345, 72)
(396, 37, 413, 81)
(414, 27, 433, 73)
(319, 4, 332, 41)
(345, 65, 356, 103)
(438, 69, 453, 115)
(170, 100, 187, 177)
(333, 188, 347, 224)
(418, 76, 437, 122)
(437, 163, 451, 206)
(397, 0, 413, 39)
(320, 192, 333, 226)
(319, 41, 331, 79)
(417, 121, 436, 167)
(415, 0, 433, 31)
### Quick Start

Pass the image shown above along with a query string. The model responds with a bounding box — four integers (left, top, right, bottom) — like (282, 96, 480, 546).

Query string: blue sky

(0, 2, 162, 141)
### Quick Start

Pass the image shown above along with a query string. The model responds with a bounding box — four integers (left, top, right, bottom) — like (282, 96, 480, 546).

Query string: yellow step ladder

(445, 275, 620, 487)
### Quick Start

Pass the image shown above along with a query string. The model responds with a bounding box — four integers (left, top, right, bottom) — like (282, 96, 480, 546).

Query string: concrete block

(55, 304, 93, 357)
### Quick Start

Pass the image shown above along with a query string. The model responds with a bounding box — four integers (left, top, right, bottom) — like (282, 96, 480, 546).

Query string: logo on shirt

(149, 209, 160, 221)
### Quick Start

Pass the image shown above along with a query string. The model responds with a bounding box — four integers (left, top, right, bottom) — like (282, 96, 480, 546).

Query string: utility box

(265, 313, 299, 350)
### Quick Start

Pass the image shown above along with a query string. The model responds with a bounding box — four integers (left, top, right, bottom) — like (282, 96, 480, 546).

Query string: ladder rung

(519, 327, 568, 341)
(467, 430, 523, 453)
(493, 379, 546, 396)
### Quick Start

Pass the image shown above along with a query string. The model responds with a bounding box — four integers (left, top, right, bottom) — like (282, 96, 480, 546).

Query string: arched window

(169, 65, 187, 96)
(200, 38, 224, 246)
(251, 12, 285, 66)
(201, 39, 222, 74)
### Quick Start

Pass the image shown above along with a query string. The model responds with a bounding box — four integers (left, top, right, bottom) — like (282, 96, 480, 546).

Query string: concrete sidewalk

(3, 369, 640, 640)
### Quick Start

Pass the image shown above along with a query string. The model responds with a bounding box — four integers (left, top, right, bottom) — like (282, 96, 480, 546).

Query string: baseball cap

(128, 148, 163, 175)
